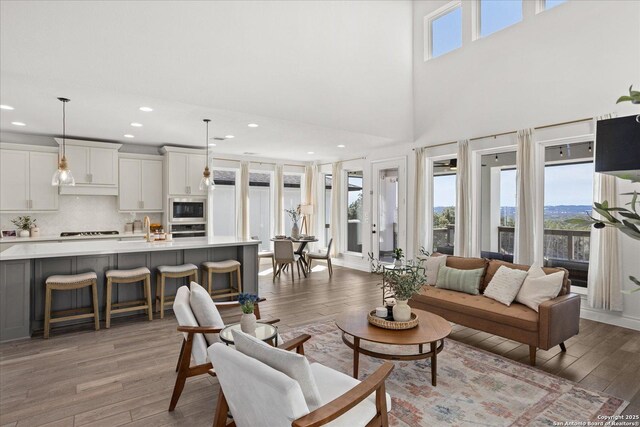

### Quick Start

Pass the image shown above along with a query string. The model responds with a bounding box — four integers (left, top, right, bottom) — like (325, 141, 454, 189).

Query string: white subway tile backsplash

(0, 196, 162, 237)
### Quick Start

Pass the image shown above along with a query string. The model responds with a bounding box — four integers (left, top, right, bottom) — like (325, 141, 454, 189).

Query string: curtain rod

(413, 117, 593, 151)
(210, 157, 306, 168)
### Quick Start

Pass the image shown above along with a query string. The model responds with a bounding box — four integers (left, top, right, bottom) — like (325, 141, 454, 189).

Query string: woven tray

(367, 310, 419, 330)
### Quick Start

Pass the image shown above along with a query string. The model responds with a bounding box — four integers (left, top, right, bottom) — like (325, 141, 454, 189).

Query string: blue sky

(480, 0, 522, 38)
(434, 162, 594, 208)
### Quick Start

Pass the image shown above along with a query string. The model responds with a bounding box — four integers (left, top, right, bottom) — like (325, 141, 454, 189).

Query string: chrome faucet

(143, 216, 151, 242)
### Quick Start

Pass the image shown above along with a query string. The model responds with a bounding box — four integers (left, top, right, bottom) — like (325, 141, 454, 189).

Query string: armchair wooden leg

(213, 390, 230, 427)
(529, 346, 537, 366)
(559, 342, 567, 352)
(176, 340, 186, 372)
(169, 336, 194, 411)
(377, 381, 389, 427)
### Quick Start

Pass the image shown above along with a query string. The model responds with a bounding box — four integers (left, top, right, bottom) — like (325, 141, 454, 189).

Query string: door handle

(372, 230, 376, 234)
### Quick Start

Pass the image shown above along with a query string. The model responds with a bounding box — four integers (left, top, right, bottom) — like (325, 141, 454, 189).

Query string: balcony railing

(498, 226, 590, 262)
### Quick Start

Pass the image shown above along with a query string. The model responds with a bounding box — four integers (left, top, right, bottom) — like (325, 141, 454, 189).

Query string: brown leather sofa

(410, 256, 581, 365)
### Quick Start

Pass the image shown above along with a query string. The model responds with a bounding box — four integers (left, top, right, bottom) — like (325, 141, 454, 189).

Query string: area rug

(281, 322, 628, 427)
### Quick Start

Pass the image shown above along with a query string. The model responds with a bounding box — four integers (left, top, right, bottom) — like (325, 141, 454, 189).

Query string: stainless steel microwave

(169, 198, 207, 223)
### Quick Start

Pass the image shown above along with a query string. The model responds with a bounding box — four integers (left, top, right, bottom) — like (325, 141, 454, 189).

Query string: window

(426, 2, 462, 59)
(543, 141, 594, 288)
(479, 0, 522, 38)
(432, 158, 457, 253)
(212, 169, 237, 237)
(249, 172, 272, 250)
(283, 173, 303, 235)
(542, 0, 566, 11)
(478, 150, 517, 258)
(324, 174, 332, 246)
(346, 171, 363, 254)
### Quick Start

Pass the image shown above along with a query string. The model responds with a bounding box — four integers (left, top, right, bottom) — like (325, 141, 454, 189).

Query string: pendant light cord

(205, 120, 209, 162)
(62, 100, 66, 158)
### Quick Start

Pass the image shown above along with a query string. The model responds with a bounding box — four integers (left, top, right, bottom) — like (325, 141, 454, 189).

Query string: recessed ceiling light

(248, 123, 259, 128)
(307, 151, 314, 155)
(225, 135, 235, 139)
(337, 144, 345, 148)
(0, 105, 15, 110)
(123, 134, 135, 138)
(11, 121, 26, 126)
(130, 122, 143, 127)
(139, 106, 153, 112)
(208, 143, 217, 147)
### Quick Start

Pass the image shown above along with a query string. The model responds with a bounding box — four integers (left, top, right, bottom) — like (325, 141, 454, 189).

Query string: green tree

(348, 193, 363, 220)
(433, 207, 455, 228)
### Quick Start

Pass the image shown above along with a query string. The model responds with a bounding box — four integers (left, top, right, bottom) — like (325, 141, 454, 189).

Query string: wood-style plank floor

(1, 262, 639, 426)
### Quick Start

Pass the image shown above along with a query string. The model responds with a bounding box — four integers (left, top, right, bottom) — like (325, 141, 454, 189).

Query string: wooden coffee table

(336, 308, 452, 386)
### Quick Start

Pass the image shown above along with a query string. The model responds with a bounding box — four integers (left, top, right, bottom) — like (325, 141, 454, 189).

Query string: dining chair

(307, 238, 333, 277)
(252, 235, 275, 271)
(273, 240, 303, 282)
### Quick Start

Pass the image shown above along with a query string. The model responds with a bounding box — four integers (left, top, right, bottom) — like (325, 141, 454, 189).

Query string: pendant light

(51, 97, 75, 186)
(199, 119, 214, 191)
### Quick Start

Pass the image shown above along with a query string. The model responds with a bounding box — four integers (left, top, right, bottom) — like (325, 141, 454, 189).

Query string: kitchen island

(0, 237, 260, 342)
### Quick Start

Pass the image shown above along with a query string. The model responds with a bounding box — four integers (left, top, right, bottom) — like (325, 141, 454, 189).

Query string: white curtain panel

(330, 162, 343, 257)
(238, 161, 250, 239)
(414, 147, 427, 255)
(303, 164, 316, 235)
(514, 128, 538, 265)
(588, 114, 622, 311)
(454, 140, 471, 257)
(274, 164, 284, 235)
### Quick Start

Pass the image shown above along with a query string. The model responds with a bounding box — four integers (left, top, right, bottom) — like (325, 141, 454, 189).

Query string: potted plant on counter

(11, 216, 36, 238)
(385, 266, 426, 321)
(238, 293, 260, 335)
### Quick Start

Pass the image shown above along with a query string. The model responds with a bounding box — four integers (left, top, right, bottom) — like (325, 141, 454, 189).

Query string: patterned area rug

(281, 322, 628, 427)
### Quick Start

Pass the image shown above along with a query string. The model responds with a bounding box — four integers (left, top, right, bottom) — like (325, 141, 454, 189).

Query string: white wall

(413, 0, 640, 146)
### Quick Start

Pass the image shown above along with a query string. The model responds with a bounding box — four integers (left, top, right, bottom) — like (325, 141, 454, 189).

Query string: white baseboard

(578, 295, 640, 331)
(331, 256, 370, 272)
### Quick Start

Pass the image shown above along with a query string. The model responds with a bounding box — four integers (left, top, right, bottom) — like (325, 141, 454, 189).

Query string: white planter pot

(291, 222, 300, 240)
(18, 229, 30, 238)
(392, 299, 412, 322)
(240, 313, 257, 336)
(394, 259, 402, 267)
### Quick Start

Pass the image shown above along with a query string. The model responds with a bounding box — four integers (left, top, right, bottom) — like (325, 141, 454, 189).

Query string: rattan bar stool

(155, 264, 198, 319)
(202, 260, 242, 300)
(105, 267, 152, 328)
(44, 272, 99, 339)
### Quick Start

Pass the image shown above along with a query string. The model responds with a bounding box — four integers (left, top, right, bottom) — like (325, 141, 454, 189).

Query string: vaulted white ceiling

(0, 1, 413, 161)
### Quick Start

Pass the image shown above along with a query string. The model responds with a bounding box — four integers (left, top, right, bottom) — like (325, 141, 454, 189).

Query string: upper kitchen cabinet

(0, 144, 59, 212)
(118, 154, 163, 212)
(161, 146, 207, 196)
(55, 139, 121, 195)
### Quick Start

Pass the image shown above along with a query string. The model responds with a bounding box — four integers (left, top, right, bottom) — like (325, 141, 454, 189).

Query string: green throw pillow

(435, 265, 484, 295)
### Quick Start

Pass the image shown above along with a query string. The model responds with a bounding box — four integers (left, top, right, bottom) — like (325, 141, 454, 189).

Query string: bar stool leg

(105, 277, 113, 329)
(160, 274, 166, 319)
(207, 270, 213, 295)
(44, 285, 52, 339)
(236, 266, 242, 293)
(145, 275, 153, 321)
(155, 273, 161, 313)
(193, 270, 198, 283)
(92, 280, 100, 331)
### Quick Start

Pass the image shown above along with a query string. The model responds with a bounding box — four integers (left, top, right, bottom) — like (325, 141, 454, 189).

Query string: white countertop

(0, 233, 147, 243)
(0, 236, 259, 261)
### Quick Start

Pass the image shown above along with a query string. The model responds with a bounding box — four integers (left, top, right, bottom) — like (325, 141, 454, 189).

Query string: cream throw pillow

(515, 267, 564, 312)
(231, 329, 323, 411)
(189, 281, 225, 345)
(425, 255, 447, 285)
(483, 266, 528, 306)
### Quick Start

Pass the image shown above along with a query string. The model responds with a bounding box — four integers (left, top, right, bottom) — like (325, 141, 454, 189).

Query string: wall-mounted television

(595, 115, 640, 180)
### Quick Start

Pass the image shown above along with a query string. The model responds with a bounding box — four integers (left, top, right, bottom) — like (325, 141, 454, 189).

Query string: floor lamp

(299, 204, 313, 236)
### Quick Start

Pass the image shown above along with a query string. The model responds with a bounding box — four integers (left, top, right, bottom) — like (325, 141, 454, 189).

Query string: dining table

(271, 236, 319, 274)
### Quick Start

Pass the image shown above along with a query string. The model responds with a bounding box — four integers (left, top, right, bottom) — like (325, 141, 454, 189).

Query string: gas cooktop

(59, 231, 120, 237)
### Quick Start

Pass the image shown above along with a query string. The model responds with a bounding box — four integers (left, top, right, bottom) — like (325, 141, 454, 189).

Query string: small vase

(19, 229, 30, 238)
(240, 313, 257, 336)
(30, 227, 40, 238)
(392, 299, 412, 322)
(291, 222, 300, 240)
(394, 259, 402, 267)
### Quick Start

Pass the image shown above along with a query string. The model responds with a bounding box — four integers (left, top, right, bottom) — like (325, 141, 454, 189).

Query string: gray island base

(0, 237, 259, 342)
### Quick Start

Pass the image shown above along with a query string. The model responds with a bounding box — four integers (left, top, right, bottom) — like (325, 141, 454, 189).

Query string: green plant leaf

(617, 95, 633, 103)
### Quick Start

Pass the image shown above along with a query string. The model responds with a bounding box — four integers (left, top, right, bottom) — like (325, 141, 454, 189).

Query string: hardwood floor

(1, 263, 639, 426)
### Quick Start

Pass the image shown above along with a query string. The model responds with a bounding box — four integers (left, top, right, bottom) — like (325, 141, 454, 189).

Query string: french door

(371, 158, 407, 263)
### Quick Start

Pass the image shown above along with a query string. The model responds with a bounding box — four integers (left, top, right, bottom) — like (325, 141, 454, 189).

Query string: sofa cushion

(483, 260, 569, 295)
(173, 286, 209, 366)
(425, 254, 447, 285)
(483, 265, 528, 306)
(416, 285, 538, 332)
(515, 267, 564, 312)
(436, 266, 484, 295)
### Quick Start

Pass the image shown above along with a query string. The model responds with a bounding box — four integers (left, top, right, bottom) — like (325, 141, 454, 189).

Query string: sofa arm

(538, 293, 581, 350)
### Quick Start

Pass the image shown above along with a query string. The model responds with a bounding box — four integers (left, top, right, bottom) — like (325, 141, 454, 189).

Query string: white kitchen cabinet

(0, 145, 58, 212)
(118, 155, 163, 212)
(162, 147, 207, 196)
(56, 139, 121, 195)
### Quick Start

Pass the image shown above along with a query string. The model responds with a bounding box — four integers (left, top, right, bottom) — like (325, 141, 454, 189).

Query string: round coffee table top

(336, 308, 451, 346)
